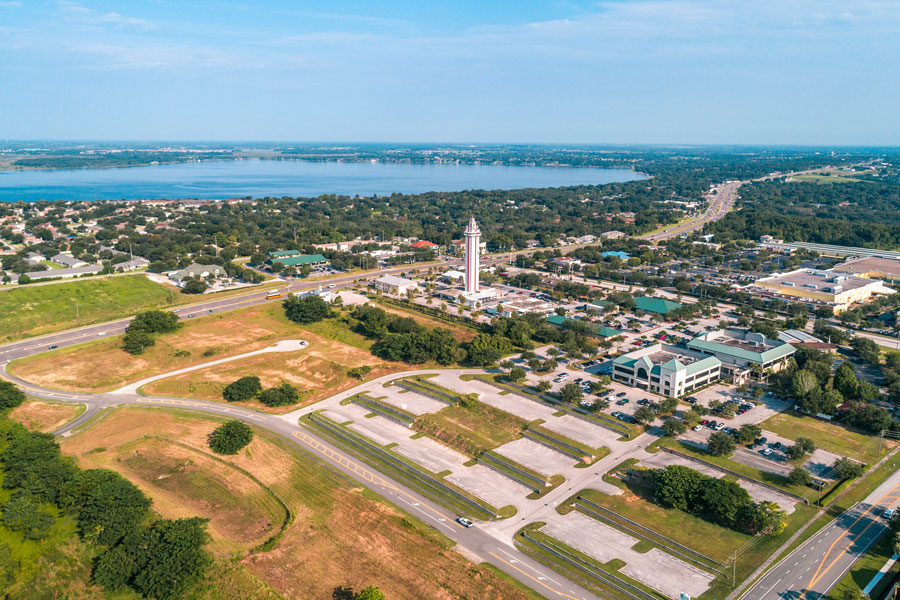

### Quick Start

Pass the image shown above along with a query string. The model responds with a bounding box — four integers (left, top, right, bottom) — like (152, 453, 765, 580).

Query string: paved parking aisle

(542, 414, 623, 448)
(323, 404, 413, 446)
(494, 438, 575, 477)
(447, 464, 531, 509)
(393, 436, 469, 474)
(543, 512, 714, 599)
(377, 386, 447, 415)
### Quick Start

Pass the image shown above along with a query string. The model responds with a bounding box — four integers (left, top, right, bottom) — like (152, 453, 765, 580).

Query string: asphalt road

(741, 467, 900, 600)
(0, 282, 603, 600)
(640, 180, 741, 243)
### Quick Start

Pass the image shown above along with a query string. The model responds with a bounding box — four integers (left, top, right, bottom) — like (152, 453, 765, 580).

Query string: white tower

(464, 216, 480, 294)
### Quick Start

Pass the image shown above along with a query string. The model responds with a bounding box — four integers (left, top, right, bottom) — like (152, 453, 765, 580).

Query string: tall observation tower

(464, 216, 480, 294)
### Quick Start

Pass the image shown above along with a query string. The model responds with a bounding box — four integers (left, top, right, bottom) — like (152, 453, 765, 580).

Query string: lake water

(0, 159, 645, 202)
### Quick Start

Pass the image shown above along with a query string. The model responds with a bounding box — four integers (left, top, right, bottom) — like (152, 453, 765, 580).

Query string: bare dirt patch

(9, 400, 83, 433)
(60, 407, 537, 600)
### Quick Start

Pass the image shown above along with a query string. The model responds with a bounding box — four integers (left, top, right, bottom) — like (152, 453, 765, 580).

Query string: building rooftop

(832, 256, 900, 279)
(613, 344, 719, 376)
(269, 253, 327, 266)
(374, 275, 416, 286)
(634, 296, 682, 314)
(688, 329, 796, 363)
(756, 268, 876, 293)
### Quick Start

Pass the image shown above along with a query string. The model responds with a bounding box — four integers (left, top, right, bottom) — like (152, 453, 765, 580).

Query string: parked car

(707, 420, 717, 429)
(686, 396, 698, 404)
(715, 422, 726, 431)
(693, 425, 703, 432)
(885, 508, 895, 519)
(761, 448, 774, 456)
(616, 392, 627, 398)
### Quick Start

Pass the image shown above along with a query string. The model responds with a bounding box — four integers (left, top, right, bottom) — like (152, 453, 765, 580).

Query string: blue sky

(1, 0, 898, 144)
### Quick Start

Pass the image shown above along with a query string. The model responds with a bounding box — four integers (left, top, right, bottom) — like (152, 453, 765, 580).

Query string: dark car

(686, 396, 698, 404)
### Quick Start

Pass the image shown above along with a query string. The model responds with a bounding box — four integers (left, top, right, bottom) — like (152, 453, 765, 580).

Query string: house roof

(268, 250, 299, 258)
(410, 240, 438, 248)
(634, 296, 682, 314)
(270, 254, 328, 266)
(172, 263, 222, 280)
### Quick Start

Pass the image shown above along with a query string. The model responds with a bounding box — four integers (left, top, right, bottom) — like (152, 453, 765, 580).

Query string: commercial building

(496, 297, 557, 317)
(409, 240, 438, 250)
(267, 249, 301, 260)
(633, 296, 682, 316)
(169, 263, 223, 285)
(612, 344, 721, 397)
(600, 230, 626, 240)
(373, 275, 418, 296)
(751, 268, 893, 313)
(831, 256, 900, 284)
(16, 264, 103, 282)
(687, 329, 795, 379)
(292, 287, 334, 303)
(268, 254, 328, 268)
(51, 253, 88, 268)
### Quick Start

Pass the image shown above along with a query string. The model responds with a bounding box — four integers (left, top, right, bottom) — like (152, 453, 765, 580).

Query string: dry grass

(378, 302, 478, 342)
(61, 407, 538, 600)
(10, 304, 391, 403)
(9, 400, 83, 433)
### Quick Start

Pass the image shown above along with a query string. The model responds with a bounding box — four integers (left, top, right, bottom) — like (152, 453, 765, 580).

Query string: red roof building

(410, 240, 438, 249)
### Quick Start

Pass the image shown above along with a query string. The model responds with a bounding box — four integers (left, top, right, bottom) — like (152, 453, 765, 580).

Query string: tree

(258, 382, 299, 407)
(122, 329, 156, 355)
(560, 383, 583, 405)
(537, 380, 551, 394)
(1, 492, 55, 540)
(208, 420, 254, 454)
(658, 397, 678, 415)
(834, 362, 859, 398)
(508, 367, 526, 382)
(654, 465, 709, 512)
(466, 334, 512, 367)
(702, 478, 752, 528)
(745, 500, 788, 535)
(736, 424, 762, 445)
(662, 418, 687, 437)
(789, 466, 813, 487)
(17, 274, 30, 285)
(792, 370, 820, 399)
(0, 543, 16, 591)
(128, 310, 181, 334)
(283, 294, 332, 324)
(181, 279, 208, 294)
(785, 437, 816, 462)
(0, 381, 25, 410)
(222, 376, 262, 402)
(633, 406, 655, 425)
(74, 474, 152, 545)
(707, 431, 736, 456)
(833, 457, 864, 479)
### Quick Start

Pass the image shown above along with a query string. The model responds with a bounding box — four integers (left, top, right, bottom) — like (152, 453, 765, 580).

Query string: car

(616, 399, 628, 406)
(686, 396, 698, 404)
(761, 448, 774, 456)
(885, 508, 895, 519)
(715, 422, 725, 431)
(97, 331, 106, 336)
(693, 425, 703, 431)
(758, 437, 767, 445)
(616, 392, 627, 398)
(48, 344, 57, 349)
(701, 419, 709, 426)
(637, 398, 650, 406)
(457, 517, 474, 528)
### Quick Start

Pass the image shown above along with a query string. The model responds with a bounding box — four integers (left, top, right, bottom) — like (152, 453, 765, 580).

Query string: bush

(789, 466, 813, 487)
(258, 383, 300, 407)
(208, 420, 254, 454)
(0, 492, 55, 540)
(348, 365, 372, 379)
(707, 431, 736, 456)
(0, 381, 25, 410)
(222, 376, 262, 402)
(833, 457, 865, 479)
(662, 418, 687, 437)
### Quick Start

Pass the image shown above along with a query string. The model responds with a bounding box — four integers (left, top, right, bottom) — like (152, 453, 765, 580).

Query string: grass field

(61, 406, 537, 600)
(0, 275, 181, 342)
(789, 173, 863, 184)
(760, 412, 892, 465)
(10, 304, 395, 408)
(413, 398, 530, 456)
(9, 399, 85, 432)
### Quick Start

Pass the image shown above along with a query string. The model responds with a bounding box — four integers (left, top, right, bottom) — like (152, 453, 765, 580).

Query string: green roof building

(267, 249, 301, 259)
(687, 328, 795, 378)
(268, 253, 328, 267)
(612, 343, 721, 397)
(634, 296, 682, 315)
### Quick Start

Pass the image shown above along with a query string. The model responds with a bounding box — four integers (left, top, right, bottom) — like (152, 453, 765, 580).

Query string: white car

(457, 517, 473, 528)
(693, 425, 703, 431)
(715, 422, 725, 431)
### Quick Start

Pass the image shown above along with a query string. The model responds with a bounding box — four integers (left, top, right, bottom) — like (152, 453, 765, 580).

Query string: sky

(0, 0, 898, 145)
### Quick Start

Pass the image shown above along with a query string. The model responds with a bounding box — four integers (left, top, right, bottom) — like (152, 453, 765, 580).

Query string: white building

(613, 344, 721, 397)
(373, 275, 417, 296)
(293, 287, 334, 303)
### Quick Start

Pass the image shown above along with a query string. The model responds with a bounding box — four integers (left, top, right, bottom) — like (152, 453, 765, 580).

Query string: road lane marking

(488, 552, 581, 600)
(497, 548, 562, 585)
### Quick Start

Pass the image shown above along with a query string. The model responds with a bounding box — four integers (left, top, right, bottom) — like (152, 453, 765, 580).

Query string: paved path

(111, 339, 308, 394)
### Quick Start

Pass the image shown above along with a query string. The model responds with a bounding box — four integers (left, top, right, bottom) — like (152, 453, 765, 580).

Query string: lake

(0, 159, 645, 202)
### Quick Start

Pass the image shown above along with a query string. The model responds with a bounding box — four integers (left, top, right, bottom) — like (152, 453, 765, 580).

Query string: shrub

(122, 329, 156, 355)
(127, 310, 181, 335)
(348, 365, 373, 379)
(222, 376, 262, 402)
(258, 383, 299, 407)
(707, 431, 736, 456)
(181, 279, 207, 294)
(283, 294, 332, 324)
(208, 420, 254, 455)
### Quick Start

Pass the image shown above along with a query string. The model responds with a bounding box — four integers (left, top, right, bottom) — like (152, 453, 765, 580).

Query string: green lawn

(790, 174, 863, 184)
(0, 275, 181, 342)
(413, 400, 530, 457)
(760, 412, 891, 465)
